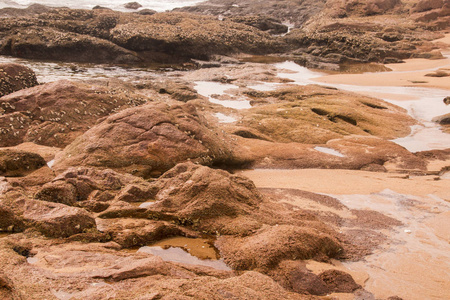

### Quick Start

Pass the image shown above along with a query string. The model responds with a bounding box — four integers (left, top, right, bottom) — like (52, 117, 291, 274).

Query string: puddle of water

(331, 189, 450, 300)
(194, 81, 252, 109)
(274, 61, 325, 86)
(314, 146, 345, 157)
(137, 237, 231, 270)
(214, 112, 237, 123)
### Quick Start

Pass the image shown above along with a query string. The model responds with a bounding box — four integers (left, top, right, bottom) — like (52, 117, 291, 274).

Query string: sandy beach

(313, 34, 450, 91)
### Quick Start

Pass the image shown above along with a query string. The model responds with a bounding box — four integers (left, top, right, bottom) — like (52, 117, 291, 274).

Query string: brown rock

(23, 200, 96, 237)
(53, 102, 245, 178)
(148, 162, 262, 232)
(412, 0, 444, 13)
(35, 181, 78, 206)
(110, 12, 285, 61)
(432, 113, 450, 124)
(1, 27, 140, 64)
(124, 2, 143, 10)
(0, 205, 24, 232)
(227, 15, 289, 34)
(0, 149, 46, 177)
(0, 63, 38, 98)
(318, 269, 362, 293)
(0, 80, 147, 148)
(444, 96, 450, 105)
(217, 225, 342, 270)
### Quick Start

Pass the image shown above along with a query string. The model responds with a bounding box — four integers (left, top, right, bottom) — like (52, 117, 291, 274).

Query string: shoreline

(313, 34, 450, 91)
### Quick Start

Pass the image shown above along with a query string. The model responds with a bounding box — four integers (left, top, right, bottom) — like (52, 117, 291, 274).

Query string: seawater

(0, 0, 203, 12)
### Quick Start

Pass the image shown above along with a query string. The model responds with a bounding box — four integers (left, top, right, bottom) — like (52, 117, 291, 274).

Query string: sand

(313, 34, 450, 91)
(239, 169, 450, 199)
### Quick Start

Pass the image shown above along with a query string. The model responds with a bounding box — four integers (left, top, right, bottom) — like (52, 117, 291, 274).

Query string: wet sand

(313, 34, 450, 90)
(241, 168, 450, 300)
(240, 169, 450, 199)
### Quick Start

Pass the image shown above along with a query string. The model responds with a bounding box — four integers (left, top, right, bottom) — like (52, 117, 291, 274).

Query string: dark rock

(0, 205, 24, 232)
(444, 96, 450, 105)
(227, 15, 289, 35)
(35, 181, 78, 206)
(0, 150, 46, 177)
(0, 63, 38, 97)
(124, 2, 143, 10)
(318, 269, 362, 293)
(137, 9, 157, 15)
(0, 27, 140, 64)
(432, 113, 450, 124)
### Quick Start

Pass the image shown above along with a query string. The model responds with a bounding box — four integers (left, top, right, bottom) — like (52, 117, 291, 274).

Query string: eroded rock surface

(53, 102, 246, 177)
(0, 63, 38, 97)
(0, 80, 147, 148)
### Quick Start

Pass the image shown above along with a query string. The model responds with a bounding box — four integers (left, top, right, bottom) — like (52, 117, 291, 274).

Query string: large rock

(53, 102, 245, 178)
(237, 85, 416, 144)
(0, 27, 140, 64)
(0, 63, 38, 97)
(22, 200, 96, 237)
(0, 150, 46, 177)
(0, 80, 147, 148)
(35, 167, 158, 210)
(217, 225, 342, 270)
(148, 162, 262, 232)
(110, 12, 285, 61)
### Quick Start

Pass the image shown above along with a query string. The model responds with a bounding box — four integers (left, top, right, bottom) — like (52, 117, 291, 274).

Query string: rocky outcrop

(0, 80, 147, 148)
(411, 0, 450, 28)
(35, 167, 158, 210)
(53, 102, 246, 177)
(109, 12, 285, 61)
(217, 225, 342, 270)
(148, 162, 262, 232)
(226, 15, 289, 34)
(0, 27, 140, 64)
(0, 205, 24, 232)
(0, 64, 38, 97)
(0, 150, 46, 177)
(238, 85, 416, 144)
(22, 200, 96, 237)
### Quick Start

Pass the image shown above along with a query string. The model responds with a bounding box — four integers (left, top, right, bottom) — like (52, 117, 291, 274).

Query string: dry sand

(313, 34, 450, 91)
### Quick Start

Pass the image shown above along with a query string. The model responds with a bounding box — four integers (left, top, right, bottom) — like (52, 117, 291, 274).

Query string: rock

(124, 2, 143, 10)
(237, 85, 416, 144)
(412, 0, 444, 13)
(35, 181, 78, 206)
(318, 269, 362, 293)
(0, 27, 140, 64)
(151, 79, 199, 102)
(0, 80, 147, 148)
(148, 162, 262, 232)
(110, 12, 285, 62)
(53, 102, 245, 178)
(217, 225, 342, 270)
(0, 150, 46, 177)
(23, 200, 96, 237)
(136, 9, 157, 15)
(227, 15, 289, 34)
(432, 113, 450, 124)
(0, 205, 24, 232)
(0, 4, 51, 17)
(0, 272, 14, 300)
(96, 218, 185, 248)
(444, 96, 450, 105)
(35, 167, 158, 209)
(0, 63, 38, 97)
